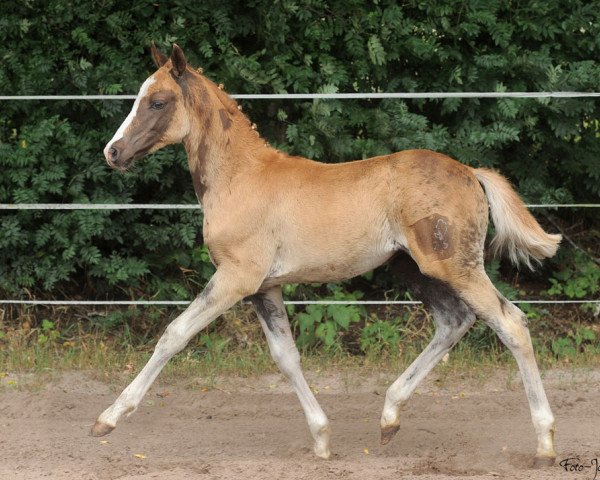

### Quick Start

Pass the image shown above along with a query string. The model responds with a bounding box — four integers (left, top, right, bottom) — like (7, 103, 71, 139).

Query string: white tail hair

(474, 168, 562, 269)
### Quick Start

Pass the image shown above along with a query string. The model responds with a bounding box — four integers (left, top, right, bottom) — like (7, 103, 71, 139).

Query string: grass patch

(1, 303, 599, 388)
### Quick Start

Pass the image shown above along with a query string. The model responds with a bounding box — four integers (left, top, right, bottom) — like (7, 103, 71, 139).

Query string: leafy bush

(294, 285, 365, 349)
(360, 317, 403, 357)
(0, 1, 598, 316)
(547, 251, 600, 299)
(551, 326, 598, 359)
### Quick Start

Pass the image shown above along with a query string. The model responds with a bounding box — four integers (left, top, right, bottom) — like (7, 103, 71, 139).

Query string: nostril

(109, 147, 119, 161)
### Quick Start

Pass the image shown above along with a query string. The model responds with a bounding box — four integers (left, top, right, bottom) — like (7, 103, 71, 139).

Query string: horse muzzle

(104, 140, 134, 171)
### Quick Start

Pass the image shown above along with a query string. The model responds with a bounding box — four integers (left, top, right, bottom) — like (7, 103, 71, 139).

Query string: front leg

(91, 266, 261, 436)
(249, 287, 331, 459)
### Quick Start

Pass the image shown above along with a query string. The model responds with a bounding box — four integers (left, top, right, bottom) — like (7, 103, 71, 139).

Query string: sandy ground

(0, 367, 599, 480)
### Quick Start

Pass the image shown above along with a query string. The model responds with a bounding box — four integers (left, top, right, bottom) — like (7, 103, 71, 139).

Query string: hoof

(314, 445, 331, 460)
(380, 424, 400, 445)
(532, 455, 555, 468)
(312, 423, 331, 460)
(90, 420, 115, 437)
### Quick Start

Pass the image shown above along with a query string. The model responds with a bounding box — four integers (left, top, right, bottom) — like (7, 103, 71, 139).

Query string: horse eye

(151, 101, 165, 110)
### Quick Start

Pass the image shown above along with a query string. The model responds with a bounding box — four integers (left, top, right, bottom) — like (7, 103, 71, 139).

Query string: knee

(155, 325, 187, 356)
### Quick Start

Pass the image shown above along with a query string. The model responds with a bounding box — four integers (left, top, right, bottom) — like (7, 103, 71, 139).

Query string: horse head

(103, 43, 191, 170)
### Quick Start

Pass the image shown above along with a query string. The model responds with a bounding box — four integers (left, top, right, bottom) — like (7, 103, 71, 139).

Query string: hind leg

(459, 272, 557, 466)
(380, 253, 476, 443)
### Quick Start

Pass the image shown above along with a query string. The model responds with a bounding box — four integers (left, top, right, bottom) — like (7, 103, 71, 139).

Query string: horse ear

(151, 41, 168, 68)
(171, 44, 187, 77)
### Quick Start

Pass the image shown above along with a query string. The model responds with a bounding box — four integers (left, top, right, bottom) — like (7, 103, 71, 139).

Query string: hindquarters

(387, 150, 560, 283)
(388, 150, 490, 282)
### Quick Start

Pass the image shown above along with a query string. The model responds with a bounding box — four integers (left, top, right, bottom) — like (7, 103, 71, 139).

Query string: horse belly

(265, 229, 402, 285)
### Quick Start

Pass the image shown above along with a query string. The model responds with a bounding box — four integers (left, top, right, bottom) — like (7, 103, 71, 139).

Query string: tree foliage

(0, 0, 598, 301)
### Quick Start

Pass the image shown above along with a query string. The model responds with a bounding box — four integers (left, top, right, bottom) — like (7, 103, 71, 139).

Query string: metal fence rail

(1, 299, 598, 306)
(2, 92, 600, 101)
(1, 203, 599, 210)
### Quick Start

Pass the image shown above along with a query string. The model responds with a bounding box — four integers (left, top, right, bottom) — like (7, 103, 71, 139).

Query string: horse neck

(182, 75, 266, 205)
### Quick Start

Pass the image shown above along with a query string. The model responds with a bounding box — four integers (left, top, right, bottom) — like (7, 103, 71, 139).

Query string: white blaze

(103, 75, 156, 158)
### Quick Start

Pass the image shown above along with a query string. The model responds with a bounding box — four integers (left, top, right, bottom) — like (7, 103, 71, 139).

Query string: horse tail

(473, 168, 561, 269)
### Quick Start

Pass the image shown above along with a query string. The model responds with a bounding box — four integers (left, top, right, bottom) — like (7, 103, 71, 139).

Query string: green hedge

(0, 0, 598, 300)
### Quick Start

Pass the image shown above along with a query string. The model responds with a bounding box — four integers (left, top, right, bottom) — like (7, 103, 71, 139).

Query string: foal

(95, 43, 560, 466)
